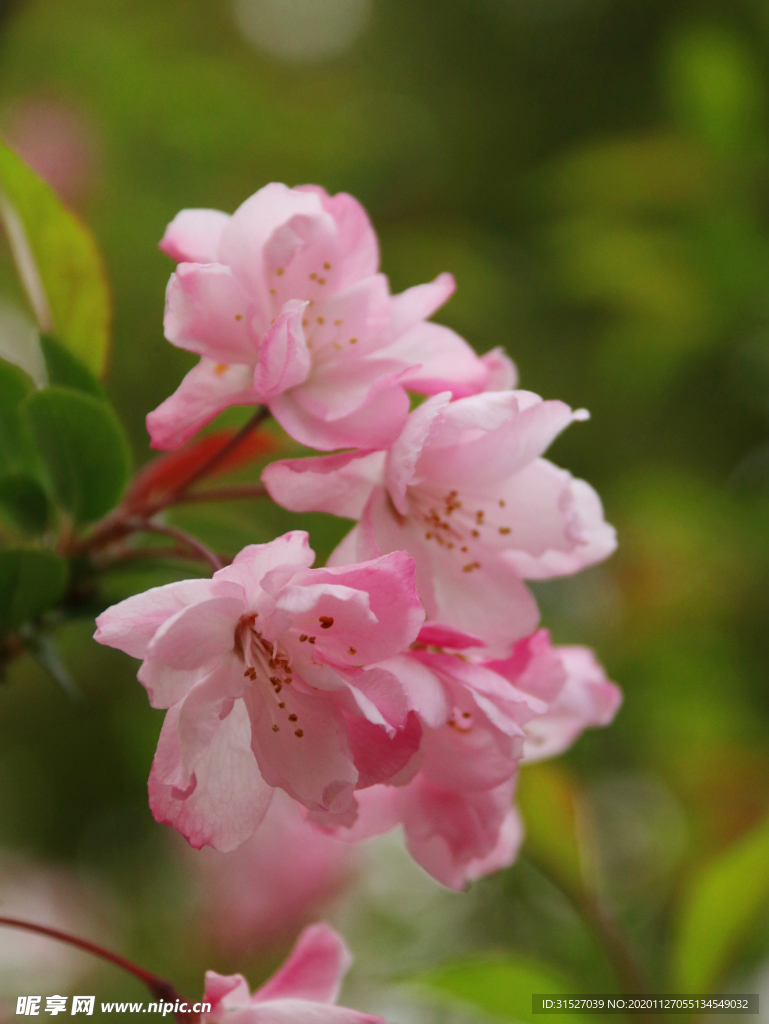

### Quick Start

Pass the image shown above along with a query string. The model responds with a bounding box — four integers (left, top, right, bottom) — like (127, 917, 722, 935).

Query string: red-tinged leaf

(124, 429, 278, 512)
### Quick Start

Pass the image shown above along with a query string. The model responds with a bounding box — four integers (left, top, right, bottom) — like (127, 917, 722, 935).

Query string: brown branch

(139, 521, 223, 571)
(166, 406, 271, 499)
(168, 483, 269, 506)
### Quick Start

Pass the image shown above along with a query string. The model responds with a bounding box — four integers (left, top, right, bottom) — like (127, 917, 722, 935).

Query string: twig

(526, 855, 651, 995)
(166, 406, 271, 499)
(0, 916, 197, 1019)
(140, 521, 223, 572)
(102, 545, 198, 565)
(168, 483, 269, 506)
(572, 889, 651, 996)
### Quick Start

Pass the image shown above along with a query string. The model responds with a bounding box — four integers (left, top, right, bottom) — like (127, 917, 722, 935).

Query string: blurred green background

(2, 0, 769, 1019)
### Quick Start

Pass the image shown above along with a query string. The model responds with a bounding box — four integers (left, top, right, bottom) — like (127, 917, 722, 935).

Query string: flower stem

(138, 521, 223, 571)
(166, 406, 271, 499)
(166, 483, 269, 505)
(525, 856, 650, 995)
(0, 916, 196, 1018)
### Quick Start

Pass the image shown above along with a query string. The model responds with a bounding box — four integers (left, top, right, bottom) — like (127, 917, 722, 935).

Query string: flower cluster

(95, 183, 621, 890)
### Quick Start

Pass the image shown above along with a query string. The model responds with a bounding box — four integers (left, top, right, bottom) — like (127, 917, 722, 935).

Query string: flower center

(235, 615, 304, 739)
(412, 486, 514, 574)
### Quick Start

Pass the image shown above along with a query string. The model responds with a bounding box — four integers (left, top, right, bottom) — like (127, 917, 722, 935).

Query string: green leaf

(39, 334, 105, 398)
(0, 140, 110, 377)
(418, 958, 600, 1024)
(0, 549, 68, 630)
(671, 812, 769, 991)
(0, 473, 50, 533)
(22, 387, 131, 524)
(0, 357, 36, 475)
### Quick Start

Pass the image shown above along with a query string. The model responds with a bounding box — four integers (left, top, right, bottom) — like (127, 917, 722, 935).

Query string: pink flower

(263, 390, 617, 654)
(319, 627, 620, 889)
(518, 644, 622, 763)
(313, 623, 544, 888)
(94, 531, 425, 851)
(147, 183, 510, 451)
(183, 789, 357, 955)
(203, 923, 385, 1023)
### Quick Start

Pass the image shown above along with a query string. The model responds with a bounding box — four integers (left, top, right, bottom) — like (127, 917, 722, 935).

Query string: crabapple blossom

(518, 644, 622, 763)
(147, 183, 509, 452)
(184, 788, 356, 954)
(319, 627, 620, 889)
(263, 389, 617, 654)
(94, 531, 425, 851)
(203, 923, 385, 1023)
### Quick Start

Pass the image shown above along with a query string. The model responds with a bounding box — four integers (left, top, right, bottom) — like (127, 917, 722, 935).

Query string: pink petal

(326, 523, 372, 569)
(303, 274, 390, 359)
(480, 347, 518, 391)
(215, 532, 315, 608)
(204, 971, 251, 1009)
(138, 656, 210, 711)
(345, 666, 410, 729)
(416, 624, 486, 650)
(502, 471, 617, 579)
(146, 359, 257, 450)
(399, 776, 516, 891)
(386, 273, 455, 340)
(434, 655, 547, 732)
(378, 322, 489, 398)
(245, 685, 358, 817)
(160, 209, 230, 263)
(463, 805, 523, 883)
(149, 699, 272, 852)
(297, 185, 380, 286)
(322, 785, 401, 843)
(523, 646, 622, 763)
(416, 392, 579, 490)
(384, 393, 451, 514)
(277, 582, 378, 666)
(93, 577, 225, 659)
(164, 263, 256, 364)
(291, 357, 407, 423)
(254, 923, 351, 1005)
(252, 300, 311, 400)
(262, 451, 385, 519)
(297, 551, 424, 665)
(262, 213, 342, 306)
(145, 595, 245, 670)
(346, 711, 422, 789)
(219, 183, 326, 298)
(373, 655, 449, 730)
(420, 390, 517, 448)
(174, 660, 247, 784)
(270, 377, 409, 451)
(362, 487, 540, 653)
(486, 629, 567, 705)
(417, 694, 521, 793)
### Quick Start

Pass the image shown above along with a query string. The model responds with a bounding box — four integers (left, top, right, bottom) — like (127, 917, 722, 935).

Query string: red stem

(165, 406, 271, 500)
(77, 407, 271, 560)
(168, 483, 269, 505)
(0, 916, 194, 1013)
